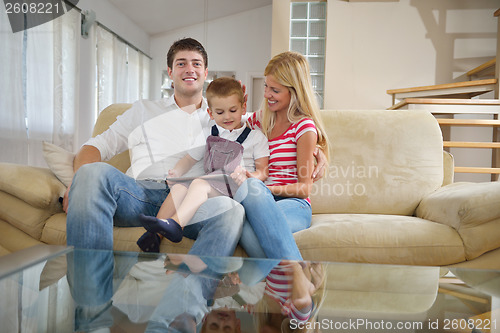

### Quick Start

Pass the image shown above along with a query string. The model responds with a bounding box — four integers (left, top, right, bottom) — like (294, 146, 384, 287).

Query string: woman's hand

(231, 165, 251, 186)
(312, 147, 327, 182)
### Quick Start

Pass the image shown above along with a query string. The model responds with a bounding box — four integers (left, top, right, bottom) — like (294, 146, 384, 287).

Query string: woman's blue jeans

(235, 178, 311, 261)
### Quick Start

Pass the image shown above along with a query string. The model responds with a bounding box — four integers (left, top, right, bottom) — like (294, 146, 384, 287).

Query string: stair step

(387, 79, 497, 101)
(444, 141, 500, 148)
(437, 119, 500, 126)
(389, 98, 500, 110)
(455, 167, 500, 174)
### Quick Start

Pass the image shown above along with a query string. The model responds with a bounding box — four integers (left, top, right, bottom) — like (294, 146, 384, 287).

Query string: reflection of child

(139, 77, 269, 246)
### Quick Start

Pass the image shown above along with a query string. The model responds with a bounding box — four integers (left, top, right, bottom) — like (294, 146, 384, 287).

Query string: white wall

(324, 0, 498, 110)
(323, 0, 498, 182)
(76, 0, 151, 147)
(149, 5, 272, 110)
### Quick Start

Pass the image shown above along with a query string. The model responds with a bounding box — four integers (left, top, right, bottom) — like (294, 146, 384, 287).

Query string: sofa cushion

(459, 217, 500, 261)
(0, 192, 60, 240)
(0, 245, 10, 257)
(40, 213, 67, 245)
(295, 214, 465, 266)
(322, 264, 440, 315)
(42, 142, 75, 187)
(0, 219, 44, 254)
(310, 110, 443, 216)
(0, 163, 66, 208)
(92, 103, 132, 173)
(42, 213, 249, 257)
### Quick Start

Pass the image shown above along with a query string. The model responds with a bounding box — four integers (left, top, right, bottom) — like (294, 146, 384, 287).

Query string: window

(96, 26, 150, 116)
(290, 2, 327, 108)
(0, 9, 80, 166)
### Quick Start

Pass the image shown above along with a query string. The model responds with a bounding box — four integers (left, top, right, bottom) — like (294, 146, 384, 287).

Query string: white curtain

(0, 9, 28, 164)
(0, 9, 80, 166)
(140, 52, 151, 100)
(96, 25, 150, 114)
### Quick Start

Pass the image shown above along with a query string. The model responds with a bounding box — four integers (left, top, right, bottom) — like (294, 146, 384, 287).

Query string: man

(64, 38, 244, 258)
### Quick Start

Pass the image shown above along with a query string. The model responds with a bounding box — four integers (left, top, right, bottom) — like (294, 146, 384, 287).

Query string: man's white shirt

(85, 95, 210, 180)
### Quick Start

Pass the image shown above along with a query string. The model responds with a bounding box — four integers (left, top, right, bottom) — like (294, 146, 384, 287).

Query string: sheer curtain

(0, 9, 28, 164)
(0, 9, 80, 166)
(96, 25, 150, 115)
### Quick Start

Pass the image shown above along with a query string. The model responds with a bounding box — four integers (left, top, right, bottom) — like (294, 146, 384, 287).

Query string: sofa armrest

(416, 182, 500, 230)
(0, 162, 66, 209)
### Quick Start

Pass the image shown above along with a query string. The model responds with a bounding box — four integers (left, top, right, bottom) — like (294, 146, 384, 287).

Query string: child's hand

(168, 169, 181, 178)
(231, 166, 250, 186)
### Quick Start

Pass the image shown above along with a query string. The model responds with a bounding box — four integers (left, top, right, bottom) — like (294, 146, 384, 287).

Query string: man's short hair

(167, 37, 208, 69)
(206, 77, 244, 107)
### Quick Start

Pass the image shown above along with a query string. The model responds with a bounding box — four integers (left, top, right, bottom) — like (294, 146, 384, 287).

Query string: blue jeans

(235, 178, 311, 261)
(67, 163, 245, 331)
(67, 162, 245, 255)
(67, 250, 138, 331)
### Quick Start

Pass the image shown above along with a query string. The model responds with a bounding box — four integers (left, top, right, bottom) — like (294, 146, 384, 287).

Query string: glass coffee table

(0, 245, 498, 332)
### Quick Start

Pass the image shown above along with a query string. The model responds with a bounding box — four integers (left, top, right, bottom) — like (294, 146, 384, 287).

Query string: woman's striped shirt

(248, 111, 317, 200)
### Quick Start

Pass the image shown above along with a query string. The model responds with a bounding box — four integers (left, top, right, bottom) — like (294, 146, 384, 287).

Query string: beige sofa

(1, 104, 500, 268)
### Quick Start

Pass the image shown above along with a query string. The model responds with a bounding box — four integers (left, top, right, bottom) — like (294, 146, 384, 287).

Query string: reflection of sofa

(1, 104, 500, 268)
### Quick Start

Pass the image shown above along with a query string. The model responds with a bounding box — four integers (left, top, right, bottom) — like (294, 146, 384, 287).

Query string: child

(138, 77, 269, 246)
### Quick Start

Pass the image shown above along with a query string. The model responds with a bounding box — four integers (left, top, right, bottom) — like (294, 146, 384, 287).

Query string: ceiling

(107, 0, 273, 36)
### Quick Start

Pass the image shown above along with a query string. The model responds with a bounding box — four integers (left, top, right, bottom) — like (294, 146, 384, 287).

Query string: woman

(234, 51, 330, 261)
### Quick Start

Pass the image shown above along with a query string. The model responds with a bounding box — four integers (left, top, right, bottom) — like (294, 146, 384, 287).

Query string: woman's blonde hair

(260, 51, 329, 160)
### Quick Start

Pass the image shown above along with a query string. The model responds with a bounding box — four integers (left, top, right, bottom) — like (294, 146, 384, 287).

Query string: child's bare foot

(139, 214, 183, 243)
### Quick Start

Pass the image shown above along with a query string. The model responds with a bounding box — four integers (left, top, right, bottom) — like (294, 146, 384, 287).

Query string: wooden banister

(455, 167, 500, 174)
(466, 58, 496, 77)
(444, 141, 500, 149)
(438, 119, 500, 127)
(387, 79, 497, 95)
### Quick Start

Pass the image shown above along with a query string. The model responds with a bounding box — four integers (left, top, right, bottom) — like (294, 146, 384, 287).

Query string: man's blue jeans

(66, 162, 245, 331)
(67, 162, 245, 255)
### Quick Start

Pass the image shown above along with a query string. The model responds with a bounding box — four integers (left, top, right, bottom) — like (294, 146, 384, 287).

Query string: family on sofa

(65, 37, 329, 269)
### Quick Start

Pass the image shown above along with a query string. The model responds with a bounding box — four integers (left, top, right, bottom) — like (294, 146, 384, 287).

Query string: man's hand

(312, 147, 327, 182)
(62, 184, 71, 213)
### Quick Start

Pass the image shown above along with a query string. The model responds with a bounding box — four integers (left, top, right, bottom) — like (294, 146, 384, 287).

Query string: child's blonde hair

(260, 52, 329, 161)
(206, 77, 245, 108)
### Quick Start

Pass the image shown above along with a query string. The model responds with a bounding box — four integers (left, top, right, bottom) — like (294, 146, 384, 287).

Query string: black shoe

(137, 231, 161, 252)
(139, 214, 183, 243)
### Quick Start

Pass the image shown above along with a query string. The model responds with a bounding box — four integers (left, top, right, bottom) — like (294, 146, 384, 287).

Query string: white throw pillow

(42, 142, 75, 187)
